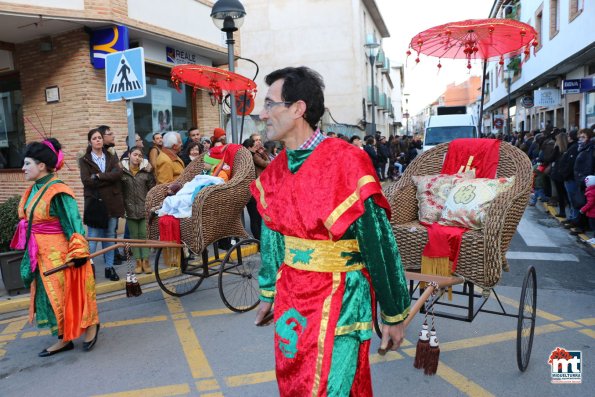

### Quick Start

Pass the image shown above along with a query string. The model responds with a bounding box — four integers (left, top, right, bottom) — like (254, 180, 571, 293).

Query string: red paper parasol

(408, 18, 538, 69)
(171, 64, 257, 103)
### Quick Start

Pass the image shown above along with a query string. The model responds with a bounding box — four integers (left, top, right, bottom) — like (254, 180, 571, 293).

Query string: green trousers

(127, 218, 149, 259)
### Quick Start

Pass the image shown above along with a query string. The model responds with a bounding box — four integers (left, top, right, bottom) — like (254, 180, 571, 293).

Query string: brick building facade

(0, 0, 235, 208)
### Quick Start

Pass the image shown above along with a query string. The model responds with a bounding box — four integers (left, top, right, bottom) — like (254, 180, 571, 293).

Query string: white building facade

(236, 0, 397, 137)
(482, 0, 595, 134)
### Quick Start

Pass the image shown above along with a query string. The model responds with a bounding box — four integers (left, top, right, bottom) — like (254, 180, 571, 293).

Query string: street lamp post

(504, 68, 514, 135)
(364, 35, 379, 136)
(211, 0, 246, 144)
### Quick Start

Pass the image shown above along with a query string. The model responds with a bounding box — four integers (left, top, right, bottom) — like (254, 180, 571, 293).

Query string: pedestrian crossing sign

(105, 47, 146, 102)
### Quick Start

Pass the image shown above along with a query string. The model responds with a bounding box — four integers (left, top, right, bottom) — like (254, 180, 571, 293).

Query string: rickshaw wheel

(154, 247, 204, 297)
(517, 265, 537, 372)
(218, 238, 261, 313)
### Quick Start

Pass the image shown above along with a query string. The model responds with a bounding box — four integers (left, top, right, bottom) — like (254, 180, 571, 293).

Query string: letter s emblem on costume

(275, 308, 307, 359)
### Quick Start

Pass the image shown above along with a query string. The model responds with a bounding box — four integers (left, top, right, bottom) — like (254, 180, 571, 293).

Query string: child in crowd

(529, 162, 549, 206)
(121, 147, 156, 273)
(580, 175, 595, 245)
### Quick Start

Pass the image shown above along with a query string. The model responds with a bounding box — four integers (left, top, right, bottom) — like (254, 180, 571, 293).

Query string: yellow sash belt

(284, 235, 364, 272)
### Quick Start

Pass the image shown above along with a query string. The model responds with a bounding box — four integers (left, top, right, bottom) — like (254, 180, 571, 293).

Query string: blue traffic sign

(105, 47, 146, 102)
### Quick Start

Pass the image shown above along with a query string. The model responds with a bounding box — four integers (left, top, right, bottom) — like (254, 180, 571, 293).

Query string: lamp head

(211, 0, 246, 32)
(364, 34, 380, 58)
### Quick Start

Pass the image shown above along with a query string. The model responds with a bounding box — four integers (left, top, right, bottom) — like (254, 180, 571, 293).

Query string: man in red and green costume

(252, 66, 410, 396)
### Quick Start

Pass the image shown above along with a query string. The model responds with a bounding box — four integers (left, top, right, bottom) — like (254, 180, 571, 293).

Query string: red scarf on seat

(421, 139, 501, 284)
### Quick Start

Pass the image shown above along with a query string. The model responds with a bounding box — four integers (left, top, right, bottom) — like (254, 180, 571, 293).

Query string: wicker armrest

(483, 181, 531, 276)
(386, 182, 418, 225)
(146, 184, 168, 209)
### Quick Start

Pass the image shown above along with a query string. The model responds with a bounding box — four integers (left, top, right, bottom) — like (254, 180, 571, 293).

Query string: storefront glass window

(132, 72, 192, 144)
(0, 76, 24, 170)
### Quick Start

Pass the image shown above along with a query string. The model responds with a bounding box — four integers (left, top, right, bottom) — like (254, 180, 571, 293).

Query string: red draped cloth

(422, 139, 501, 273)
(159, 215, 181, 243)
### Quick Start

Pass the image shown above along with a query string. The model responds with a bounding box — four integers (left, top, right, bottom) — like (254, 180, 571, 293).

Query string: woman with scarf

(11, 138, 100, 357)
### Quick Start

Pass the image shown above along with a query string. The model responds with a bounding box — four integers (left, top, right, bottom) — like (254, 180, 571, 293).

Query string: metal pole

(227, 31, 238, 144)
(507, 76, 512, 135)
(478, 60, 487, 136)
(126, 100, 135, 149)
(369, 55, 376, 135)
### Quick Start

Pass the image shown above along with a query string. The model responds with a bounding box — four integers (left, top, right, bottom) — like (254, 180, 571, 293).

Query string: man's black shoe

(104, 267, 120, 281)
(114, 252, 124, 266)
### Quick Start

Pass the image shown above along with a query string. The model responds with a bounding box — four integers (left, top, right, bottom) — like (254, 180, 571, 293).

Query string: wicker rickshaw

(378, 141, 537, 372)
(145, 146, 260, 312)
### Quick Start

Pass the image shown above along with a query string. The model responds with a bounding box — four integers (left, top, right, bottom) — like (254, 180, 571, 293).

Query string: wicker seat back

(385, 141, 532, 288)
(146, 147, 255, 253)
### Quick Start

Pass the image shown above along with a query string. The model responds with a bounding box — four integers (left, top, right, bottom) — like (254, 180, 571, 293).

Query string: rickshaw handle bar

(43, 239, 184, 277)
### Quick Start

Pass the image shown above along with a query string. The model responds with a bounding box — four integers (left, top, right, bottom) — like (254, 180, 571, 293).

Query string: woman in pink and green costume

(11, 138, 99, 357)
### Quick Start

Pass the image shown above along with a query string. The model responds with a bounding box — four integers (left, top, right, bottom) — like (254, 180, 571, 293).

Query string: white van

(423, 113, 478, 152)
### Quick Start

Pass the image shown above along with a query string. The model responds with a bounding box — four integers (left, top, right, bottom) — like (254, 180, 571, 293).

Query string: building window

(535, 4, 544, 51)
(0, 74, 24, 170)
(550, 0, 560, 39)
(131, 65, 193, 143)
(569, 0, 582, 22)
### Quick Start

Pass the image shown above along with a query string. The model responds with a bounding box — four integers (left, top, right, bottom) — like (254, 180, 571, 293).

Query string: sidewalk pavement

(0, 249, 171, 316)
(538, 200, 595, 248)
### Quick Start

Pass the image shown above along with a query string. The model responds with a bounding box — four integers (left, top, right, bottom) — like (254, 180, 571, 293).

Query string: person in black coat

(363, 137, 380, 179)
(557, 130, 580, 222)
(568, 129, 595, 233)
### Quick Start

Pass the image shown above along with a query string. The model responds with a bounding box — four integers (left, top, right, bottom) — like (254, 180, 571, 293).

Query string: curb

(542, 202, 594, 247)
(0, 243, 259, 316)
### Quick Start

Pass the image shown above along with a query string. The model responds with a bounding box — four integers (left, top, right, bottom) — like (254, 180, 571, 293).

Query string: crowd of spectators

(495, 125, 595, 243)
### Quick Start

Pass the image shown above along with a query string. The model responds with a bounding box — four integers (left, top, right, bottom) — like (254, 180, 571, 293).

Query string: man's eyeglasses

(263, 100, 293, 112)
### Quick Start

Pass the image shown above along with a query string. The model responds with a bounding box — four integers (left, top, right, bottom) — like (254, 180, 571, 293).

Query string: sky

(376, 0, 495, 115)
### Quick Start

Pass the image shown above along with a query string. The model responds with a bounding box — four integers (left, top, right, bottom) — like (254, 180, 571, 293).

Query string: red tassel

(413, 322, 430, 369)
(125, 273, 133, 297)
(424, 328, 440, 375)
(131, 274, 142, 297)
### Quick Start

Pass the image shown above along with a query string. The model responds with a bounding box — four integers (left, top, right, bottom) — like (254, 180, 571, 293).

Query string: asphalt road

(0, 204, 593, 397)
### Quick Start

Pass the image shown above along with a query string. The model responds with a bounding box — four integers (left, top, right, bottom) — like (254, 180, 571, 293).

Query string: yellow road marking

(496, 294, 562, 321)
(403, 323, 563, 355)
(163, 292, 214, 379)
(226, 370, 276, 387)
(1, 318, 27, 334)
(200, 392, 224, 397)
(191, 308, 233, 317)
(0, 315, 28, 325)
(369, 350, 403, 364)
(437, 362, 496, 397)
(0, 334, 16, 342)
(577, 318, 595, 326)
(92, 383, 190, 397)
(579, 329, 595, 339)
(0, 342, 6, 358)
(559, 321, 581, 328)
(196, 379, 220, 392)
(103, 316, 168, 328)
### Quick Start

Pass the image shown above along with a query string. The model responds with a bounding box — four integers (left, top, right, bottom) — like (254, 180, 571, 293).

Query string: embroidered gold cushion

(439, 176, 516, 229)
(412, 170, 475, 223)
